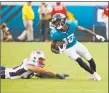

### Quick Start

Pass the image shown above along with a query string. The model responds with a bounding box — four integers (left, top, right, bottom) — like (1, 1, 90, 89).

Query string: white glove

(58, 43, 66, 54)
(96, 35, 105, 42)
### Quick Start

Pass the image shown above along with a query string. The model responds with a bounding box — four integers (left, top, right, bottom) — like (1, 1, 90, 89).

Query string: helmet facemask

(52, 18, 66, 30)
(30, 50, 45, 61)
(30, 50, 46, 68)
(38, 58, 45, 68)
(51, 13, 66, 30)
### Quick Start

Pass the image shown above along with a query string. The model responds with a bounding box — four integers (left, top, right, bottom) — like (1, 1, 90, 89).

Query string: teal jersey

(50, 20, 78, 48)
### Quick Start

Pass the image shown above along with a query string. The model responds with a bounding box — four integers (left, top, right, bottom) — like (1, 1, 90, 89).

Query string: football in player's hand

(55, 40, 65, 48)
(51, 40, 65, 54)
(53, 40, 65, 52)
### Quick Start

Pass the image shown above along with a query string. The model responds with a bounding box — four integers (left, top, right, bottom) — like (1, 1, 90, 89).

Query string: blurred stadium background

(1, 1, 108, 41)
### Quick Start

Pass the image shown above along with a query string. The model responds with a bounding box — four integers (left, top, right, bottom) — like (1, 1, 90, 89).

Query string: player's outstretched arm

(77, 26, 105, 41)
(78, 26, 96, 36)
(35, 73, 69, 78)
(26, 65, 68, 79)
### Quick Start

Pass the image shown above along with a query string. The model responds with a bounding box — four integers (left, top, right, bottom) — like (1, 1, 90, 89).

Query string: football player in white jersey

(0, 50, 69, 79)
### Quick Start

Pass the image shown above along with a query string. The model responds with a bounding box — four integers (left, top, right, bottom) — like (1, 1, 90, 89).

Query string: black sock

(88, 58, 96, 72)
(76, 58, 94, 74)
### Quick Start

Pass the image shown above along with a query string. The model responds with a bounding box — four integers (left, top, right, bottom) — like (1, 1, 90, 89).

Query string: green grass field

(1, 42, 108, 93)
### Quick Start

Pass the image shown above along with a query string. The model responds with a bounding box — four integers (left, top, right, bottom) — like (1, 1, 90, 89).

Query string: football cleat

(89, 72, 101, 81)
(92, 72, 101, 81)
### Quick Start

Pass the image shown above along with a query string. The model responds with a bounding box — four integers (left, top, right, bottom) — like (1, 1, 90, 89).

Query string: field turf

(1, 42, 108, 93)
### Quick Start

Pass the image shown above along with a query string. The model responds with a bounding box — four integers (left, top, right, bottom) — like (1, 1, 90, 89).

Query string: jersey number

(63, 34, 74, 44)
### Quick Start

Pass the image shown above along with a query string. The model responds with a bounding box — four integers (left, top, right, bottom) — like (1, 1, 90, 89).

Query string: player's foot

(88, 74, 96, 80)
(92, 72, 101, 81)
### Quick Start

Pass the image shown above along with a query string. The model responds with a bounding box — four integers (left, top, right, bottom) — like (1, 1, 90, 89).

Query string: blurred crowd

(0, 1, 108, 42)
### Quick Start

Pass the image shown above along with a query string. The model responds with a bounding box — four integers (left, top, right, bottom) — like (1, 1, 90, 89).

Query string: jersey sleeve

(27, 60, 37, 66)
(50, 29, 59, 40)
(68, 20, 78, 29)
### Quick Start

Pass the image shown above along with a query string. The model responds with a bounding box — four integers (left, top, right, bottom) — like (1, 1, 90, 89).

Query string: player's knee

(69, 56, 80, 61)
(83, 52, 92, 60)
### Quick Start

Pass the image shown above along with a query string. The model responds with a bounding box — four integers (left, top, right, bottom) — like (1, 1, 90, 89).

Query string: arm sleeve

(50, 33, 55, 40)
(27, 60, 36, 66)
(50, 30, 58, 40)
(50, 28, 60, 40)
(70, 20, 78, 29)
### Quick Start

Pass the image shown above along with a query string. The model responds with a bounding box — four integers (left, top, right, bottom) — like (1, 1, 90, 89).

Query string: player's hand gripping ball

(51, 40, 65, 54)
(55, 40, 65, 49)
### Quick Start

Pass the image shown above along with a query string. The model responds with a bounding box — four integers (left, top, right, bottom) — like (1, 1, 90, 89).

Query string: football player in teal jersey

(50, 13, 105, 81)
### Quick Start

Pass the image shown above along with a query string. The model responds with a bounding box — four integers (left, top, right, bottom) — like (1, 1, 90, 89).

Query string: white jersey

(5, 58, 42, 79)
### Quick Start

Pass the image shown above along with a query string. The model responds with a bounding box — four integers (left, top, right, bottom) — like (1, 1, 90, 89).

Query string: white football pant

(64, 42, 92, 61)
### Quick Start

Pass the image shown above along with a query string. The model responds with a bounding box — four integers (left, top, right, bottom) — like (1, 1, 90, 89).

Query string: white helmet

(30, 50, 45, 60)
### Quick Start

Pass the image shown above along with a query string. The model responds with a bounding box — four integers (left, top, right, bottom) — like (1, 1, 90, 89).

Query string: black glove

(56, 74, 69, 79)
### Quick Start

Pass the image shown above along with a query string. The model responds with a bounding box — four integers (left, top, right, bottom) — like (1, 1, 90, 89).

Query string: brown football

(55, 40, 65, 48)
